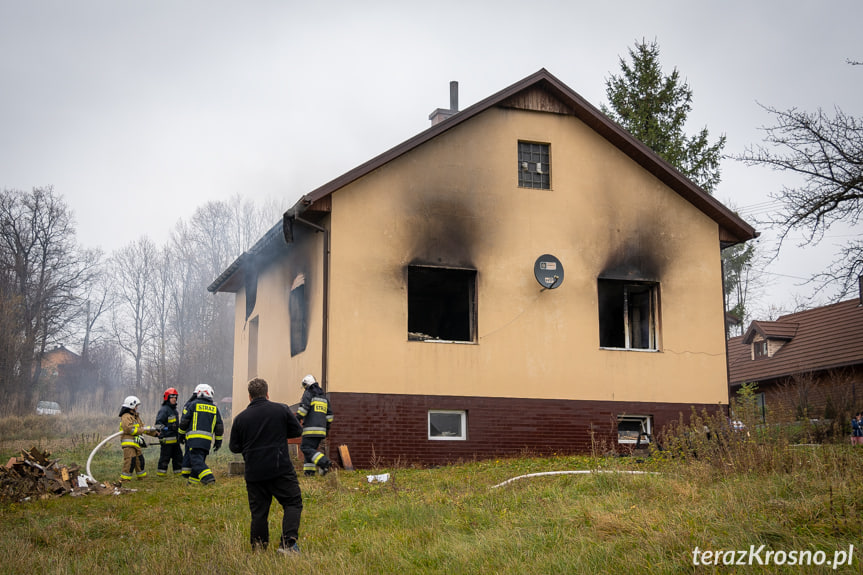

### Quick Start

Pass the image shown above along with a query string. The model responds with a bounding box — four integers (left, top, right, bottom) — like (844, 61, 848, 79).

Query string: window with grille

(518, 141, 550, 189)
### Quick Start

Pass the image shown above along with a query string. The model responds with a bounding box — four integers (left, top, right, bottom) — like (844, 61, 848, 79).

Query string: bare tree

(0, 187, 98, 409)
(110, 236, 158, 391)
(737, 102, 863, 300)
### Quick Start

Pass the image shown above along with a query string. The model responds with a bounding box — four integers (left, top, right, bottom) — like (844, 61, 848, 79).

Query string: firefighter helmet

(163, 387, 179, 402)
(194, 384, 214, 400)
(301, 374, 317, 389)
(122, 396, 141, 410)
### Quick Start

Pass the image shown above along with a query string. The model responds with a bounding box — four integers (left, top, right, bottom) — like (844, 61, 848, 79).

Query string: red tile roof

(728, 299, 863, 387)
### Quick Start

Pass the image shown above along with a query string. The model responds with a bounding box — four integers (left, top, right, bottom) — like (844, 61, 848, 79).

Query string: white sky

(1, 1, 861, 317)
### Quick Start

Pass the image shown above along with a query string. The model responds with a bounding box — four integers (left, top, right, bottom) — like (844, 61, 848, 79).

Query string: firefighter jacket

(119, 409, 154, 453)
(229, 397, 304, 482)
(179, 397, 224, 451)
(155, 402, 180, 444)
(296, 383, 333, 437)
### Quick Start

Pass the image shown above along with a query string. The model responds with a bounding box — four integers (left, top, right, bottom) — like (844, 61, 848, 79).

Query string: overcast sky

(1, 1, 861, 316)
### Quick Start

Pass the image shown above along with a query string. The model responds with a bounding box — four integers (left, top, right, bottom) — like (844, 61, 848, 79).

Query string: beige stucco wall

(234, 105, 730, 407)
(231, 225, 326, 408)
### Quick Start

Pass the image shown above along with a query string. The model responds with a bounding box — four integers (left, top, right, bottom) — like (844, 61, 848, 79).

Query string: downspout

(285, 211, 330, 392)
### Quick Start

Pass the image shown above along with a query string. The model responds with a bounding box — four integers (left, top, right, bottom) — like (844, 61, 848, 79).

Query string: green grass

(1, 417, 863, 574)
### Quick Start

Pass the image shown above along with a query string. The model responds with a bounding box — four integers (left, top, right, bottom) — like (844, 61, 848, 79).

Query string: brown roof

(741, 320, 799, 344)
(210, 68, 757, 294)
(728, 299, 863, 387)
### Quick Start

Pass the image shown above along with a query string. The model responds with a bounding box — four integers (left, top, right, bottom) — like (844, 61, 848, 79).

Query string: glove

(213, 440, 222, 452)
(135, 435, 147, 448)
(142, 425, 159, 437)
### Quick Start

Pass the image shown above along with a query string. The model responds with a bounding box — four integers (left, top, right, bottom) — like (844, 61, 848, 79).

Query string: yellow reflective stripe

(302, 429, 327, 436)
(311, 452, 325, 464)
(198, 469, 213, 479)
(121, 440, 139, 448)
(297, 407, 308, 416)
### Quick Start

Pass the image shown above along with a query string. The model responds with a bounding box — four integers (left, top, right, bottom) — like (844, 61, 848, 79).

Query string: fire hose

(85, 431, 122, 483)
(490, 469, 658, 489)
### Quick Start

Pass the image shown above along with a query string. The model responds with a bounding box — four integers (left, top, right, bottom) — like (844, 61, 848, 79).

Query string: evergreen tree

(602, 39, 726, 194)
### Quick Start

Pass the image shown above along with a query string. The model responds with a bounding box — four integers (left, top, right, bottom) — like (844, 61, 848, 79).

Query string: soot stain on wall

(598, 231, 666, 282)
(406, 195, 481, 269)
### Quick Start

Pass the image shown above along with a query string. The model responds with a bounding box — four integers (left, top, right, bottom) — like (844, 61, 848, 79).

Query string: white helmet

(301, 374, 317, 389)
(122, 396, 141, 409)
(194, 384, 214, 400)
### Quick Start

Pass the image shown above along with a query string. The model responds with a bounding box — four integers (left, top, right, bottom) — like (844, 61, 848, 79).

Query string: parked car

(36, 401, 61, 415)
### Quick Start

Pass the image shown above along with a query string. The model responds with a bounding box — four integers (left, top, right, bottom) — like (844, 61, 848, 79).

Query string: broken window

(289, 274, 307, 357)
(428, 410, 467, 440)
(598, 280, 658, 350)
(518, 141, 550, 189)
(408, 266, 476, 342)
(617, 415, 652, 445)
(247, 316, 259, 380)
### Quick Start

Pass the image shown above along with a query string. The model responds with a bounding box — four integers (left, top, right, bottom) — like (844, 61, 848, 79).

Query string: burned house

(209, 69, 757, 467)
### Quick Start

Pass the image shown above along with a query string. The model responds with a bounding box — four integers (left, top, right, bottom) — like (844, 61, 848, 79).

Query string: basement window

(408, 266, 476, 343)
(428, 410, 467, 440)
(289, 274, 307, 357)
(518, 141, 550, 189)
(598, 280, 658, 350)
(617, 415, 652, 445)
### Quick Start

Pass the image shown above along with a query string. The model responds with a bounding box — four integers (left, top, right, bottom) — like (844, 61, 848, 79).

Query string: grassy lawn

(1, 414, 862, 574)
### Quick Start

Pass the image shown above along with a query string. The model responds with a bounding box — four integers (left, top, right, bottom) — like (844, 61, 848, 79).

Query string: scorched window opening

(598, 280, 658, 350)
(408, 266, 477, 343)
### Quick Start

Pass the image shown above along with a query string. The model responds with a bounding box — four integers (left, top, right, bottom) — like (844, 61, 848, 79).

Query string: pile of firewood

(1, 446, 121, 502)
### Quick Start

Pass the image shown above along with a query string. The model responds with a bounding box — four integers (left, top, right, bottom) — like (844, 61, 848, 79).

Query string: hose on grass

(85, 431, 122, 483)
(490, 469, 658, 489)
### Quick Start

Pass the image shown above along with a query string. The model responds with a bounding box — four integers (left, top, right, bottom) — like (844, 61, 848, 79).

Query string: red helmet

(163, 388, 179, 402)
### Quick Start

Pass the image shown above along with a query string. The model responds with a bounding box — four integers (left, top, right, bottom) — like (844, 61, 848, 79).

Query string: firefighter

(118, 396, 158, 481)
(178, 383, 224, 485)
(296, 374, 334, 476)
(155, 387, 183, 477)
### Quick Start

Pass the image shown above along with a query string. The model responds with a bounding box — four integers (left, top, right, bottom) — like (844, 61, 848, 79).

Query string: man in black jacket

(229, 377, 304, 554)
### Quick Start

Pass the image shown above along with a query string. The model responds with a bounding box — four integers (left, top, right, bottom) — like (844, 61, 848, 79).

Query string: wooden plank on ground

(338, 445, 354, 471)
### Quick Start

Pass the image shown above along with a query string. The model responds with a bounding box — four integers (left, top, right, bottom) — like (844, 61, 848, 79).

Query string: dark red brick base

(325, 392, 724, 469)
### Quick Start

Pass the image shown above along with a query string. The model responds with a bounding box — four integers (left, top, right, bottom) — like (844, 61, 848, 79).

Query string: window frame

(517, 141, 551, 189)
(754, 340, 769, 359)
(428, 410, 467, 441)
(598, 279, 660, 351)
(617, 414, 652, 445)
(407, 265, 477, 344)
(247, 315, 259, 379)
(289, 274, 307, 357)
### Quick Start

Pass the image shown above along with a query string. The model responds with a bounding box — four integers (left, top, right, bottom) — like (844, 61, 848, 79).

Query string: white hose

(490, 469, 658, 489)
(85, 431, 122, 483)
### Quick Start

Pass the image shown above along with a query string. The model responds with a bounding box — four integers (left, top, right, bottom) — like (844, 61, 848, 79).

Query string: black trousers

(246, 470, 303, 549)
(300, 436, 331, 474)
(157, 442, 183, 474)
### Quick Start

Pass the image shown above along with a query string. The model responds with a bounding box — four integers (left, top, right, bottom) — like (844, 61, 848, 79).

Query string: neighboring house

(210, 69, 757, 467)
(727, 296, 863, 422)
(37, 345, 81, 406)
